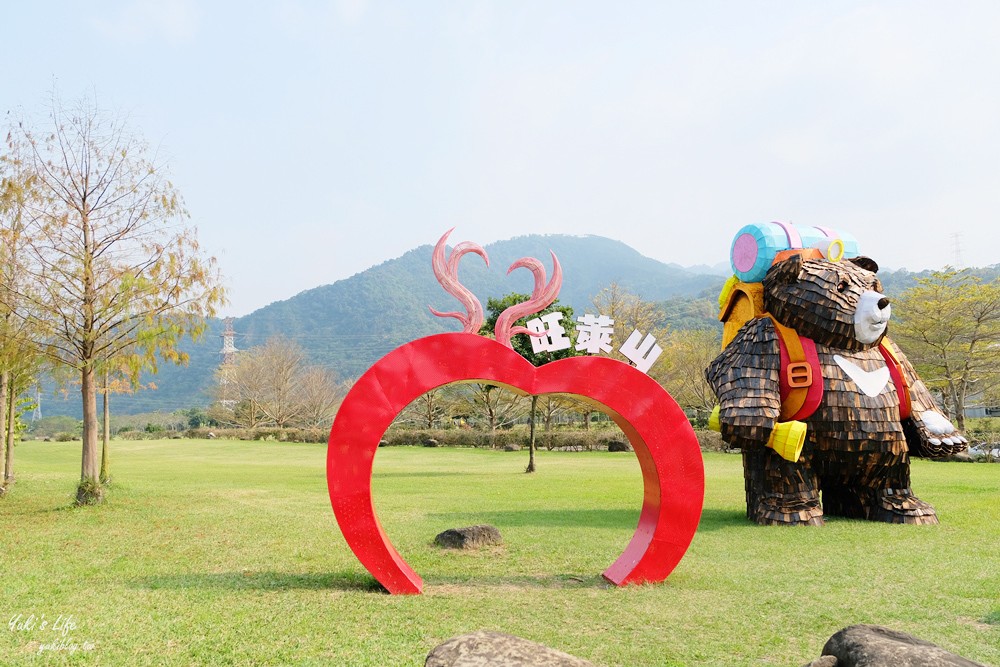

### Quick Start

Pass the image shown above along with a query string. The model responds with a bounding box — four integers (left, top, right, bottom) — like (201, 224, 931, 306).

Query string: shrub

(379, 428, 618, 451)
(184, 427, 329, 443)
(694, 429, 729, 452)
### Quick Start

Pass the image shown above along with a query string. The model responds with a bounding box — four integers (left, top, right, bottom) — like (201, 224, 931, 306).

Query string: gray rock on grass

(434, 525, 503, 549)
(426, 630, 594, 667)
(805, 624, 988, 667)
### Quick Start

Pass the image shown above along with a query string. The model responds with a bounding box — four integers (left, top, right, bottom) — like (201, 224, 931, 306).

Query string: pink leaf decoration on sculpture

(494, 252, 563, 348)
(429, 228, 489, 334)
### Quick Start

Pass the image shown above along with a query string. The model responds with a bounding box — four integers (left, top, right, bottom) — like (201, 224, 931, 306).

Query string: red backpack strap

(878, 342, 912, 420)
(768, 315, 824, 422)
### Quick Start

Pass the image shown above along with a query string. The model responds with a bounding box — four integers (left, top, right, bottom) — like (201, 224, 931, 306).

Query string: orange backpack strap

(767, 315, 824, 422)
(878, 342, 912, 420)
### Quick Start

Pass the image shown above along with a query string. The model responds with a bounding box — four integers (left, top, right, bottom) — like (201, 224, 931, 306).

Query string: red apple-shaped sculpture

(327, 332, 704, 594)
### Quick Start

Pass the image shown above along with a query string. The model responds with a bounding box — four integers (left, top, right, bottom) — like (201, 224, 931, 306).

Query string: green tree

(891, 269, 1000, 430)
(3, 94, 225, 504)
(480, 293, 576, 472)
(96, 362, 153, 484)
(184, 407, 216, 429)
(0, 112, 46, 494)
(28, 415, 82, 440)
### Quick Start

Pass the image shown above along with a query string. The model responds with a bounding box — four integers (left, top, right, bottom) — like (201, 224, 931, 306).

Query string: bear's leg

(816, 452, 867, 519)
(821, 484, 866, 519)
(742, 448, 823, 526)
(861, 450, 939, 525)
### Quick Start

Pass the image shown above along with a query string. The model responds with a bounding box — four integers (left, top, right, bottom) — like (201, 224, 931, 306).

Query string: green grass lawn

(1, 439, 998, 666)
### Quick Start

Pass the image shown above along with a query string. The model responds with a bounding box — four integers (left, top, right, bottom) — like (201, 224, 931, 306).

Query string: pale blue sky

(4, 1, 999, 315)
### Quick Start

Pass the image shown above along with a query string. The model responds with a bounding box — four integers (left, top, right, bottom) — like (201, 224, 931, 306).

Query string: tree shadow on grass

(423, 572, 613, 591)
(427, 508, 640, 529)
(696, 508, 751, 531)
(134, 570, 387, 593)
(373, 471, 469, 479)
(428, 507, 751, 532)
(134, 570, 613, 594)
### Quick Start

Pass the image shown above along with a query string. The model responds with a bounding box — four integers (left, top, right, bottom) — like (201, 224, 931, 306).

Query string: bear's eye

(837, 280, 849, 293)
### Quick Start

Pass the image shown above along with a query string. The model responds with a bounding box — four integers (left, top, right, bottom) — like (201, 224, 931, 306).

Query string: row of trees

(0, 93, 225, 503)
(340, 269, 1000, 469)
(197, 285, 721, 472)
(403, 285, 721, 472)
(209, 338, 348, 429)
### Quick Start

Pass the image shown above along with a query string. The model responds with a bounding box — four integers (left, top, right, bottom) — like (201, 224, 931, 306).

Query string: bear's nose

(877, 297, 890, 310)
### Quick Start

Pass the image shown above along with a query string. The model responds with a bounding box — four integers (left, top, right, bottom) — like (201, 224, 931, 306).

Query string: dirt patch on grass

(957, 616, 995, 631)
(425, 574, 609, 595)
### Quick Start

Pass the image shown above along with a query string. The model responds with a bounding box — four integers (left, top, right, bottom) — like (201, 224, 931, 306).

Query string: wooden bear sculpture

(706, 254, 968, 525)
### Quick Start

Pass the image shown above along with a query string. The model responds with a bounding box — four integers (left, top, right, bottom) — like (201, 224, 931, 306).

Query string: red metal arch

(327, 333, 704, 594)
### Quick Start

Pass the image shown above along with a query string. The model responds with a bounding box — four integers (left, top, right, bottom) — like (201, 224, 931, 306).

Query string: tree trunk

(5, 382, 15, 485)
(945, 378, 960, 424)
(77, 366, 103, 505)
(526, 395, 537, 473)
(100, 373, 111, 484)
(955, 378, 968, 431)
(543, 402, 554, 450)
(0, 371, 7, 493)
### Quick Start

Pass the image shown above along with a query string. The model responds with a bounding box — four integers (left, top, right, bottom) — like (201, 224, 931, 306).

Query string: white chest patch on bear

(833, 355, 890, 397)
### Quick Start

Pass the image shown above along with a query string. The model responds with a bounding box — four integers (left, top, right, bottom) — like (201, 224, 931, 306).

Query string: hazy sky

(4, 1, 999, 315)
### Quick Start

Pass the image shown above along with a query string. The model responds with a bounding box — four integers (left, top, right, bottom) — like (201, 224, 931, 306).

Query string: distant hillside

(234, 234, 726, 378)
(42, 234, 725, 417)
(38, 319, 227, 418)
(38, 234, 998, 418)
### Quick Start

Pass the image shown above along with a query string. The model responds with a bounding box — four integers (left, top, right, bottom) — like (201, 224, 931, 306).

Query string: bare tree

(253, 337, 306, 428)
(655, 328, 721, 420)
(3, 94, 225, 504)
(537, 395, 574, 449)
(463, 383, 526, 438)
(296, 365, 346, 428)
(211, 337, 343, 429)
(397, 389, 448, 430)
(590, 282, 666, 364)
(213, 350, 269, 428)
(97, 363, 151, 483)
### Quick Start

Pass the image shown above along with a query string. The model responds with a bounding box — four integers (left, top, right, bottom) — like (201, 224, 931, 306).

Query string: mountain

(233, 234, 727, 378)
(40, 234, 726, 417)
(42, 234, 993, 418)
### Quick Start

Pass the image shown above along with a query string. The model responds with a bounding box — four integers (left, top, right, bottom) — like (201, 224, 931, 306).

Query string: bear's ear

(768, 253, 803, 285)
(847, 256, 879, 273)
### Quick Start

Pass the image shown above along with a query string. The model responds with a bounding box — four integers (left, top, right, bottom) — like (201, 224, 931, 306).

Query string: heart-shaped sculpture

(327, 332, 704, 594)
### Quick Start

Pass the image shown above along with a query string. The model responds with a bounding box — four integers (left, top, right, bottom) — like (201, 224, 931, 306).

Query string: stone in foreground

(433, 525, 503, 549)
(819, 624, 987, 667)
(426, 630, 594, 667)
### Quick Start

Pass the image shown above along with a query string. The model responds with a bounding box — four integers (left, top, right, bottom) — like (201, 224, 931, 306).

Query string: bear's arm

(882, 337, 968, 457)
(705, 318, 781, 450)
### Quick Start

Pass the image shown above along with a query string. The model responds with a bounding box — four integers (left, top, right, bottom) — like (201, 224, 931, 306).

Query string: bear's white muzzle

(854, 290, 891, 344)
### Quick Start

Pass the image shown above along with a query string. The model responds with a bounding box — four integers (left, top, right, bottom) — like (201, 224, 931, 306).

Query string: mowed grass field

(2, 439, 998, 666)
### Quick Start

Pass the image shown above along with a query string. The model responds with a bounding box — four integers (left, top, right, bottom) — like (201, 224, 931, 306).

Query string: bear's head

(762, 254, 890, 351)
